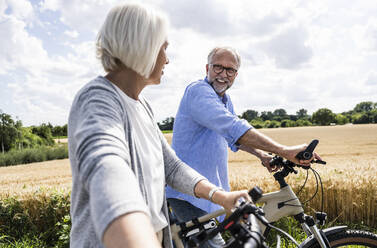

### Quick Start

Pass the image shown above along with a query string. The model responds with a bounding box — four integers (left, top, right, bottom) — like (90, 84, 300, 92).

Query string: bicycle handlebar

(270, 139, 326, 170)
(186, 201, 268, 248)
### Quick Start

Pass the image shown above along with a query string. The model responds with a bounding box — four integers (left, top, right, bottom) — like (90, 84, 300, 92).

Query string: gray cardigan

(68, 76, 206, 247)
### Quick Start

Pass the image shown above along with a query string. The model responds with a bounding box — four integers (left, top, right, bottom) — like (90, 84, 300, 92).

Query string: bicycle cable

(301, 167, 319, 205)
(295, 169, 309, 196)
(311, 168, 325, 225)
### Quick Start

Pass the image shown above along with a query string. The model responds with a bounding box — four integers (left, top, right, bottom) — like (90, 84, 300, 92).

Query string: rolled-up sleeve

(187, 83, 252, 152)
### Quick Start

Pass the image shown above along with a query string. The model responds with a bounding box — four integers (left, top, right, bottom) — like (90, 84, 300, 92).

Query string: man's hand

(281, 144, 322, 166)
(238, 129, 322, 167)
(259, 152, 277, 172)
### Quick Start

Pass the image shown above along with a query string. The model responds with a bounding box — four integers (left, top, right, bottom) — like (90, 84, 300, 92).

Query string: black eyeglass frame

(210, 64, 238, 77)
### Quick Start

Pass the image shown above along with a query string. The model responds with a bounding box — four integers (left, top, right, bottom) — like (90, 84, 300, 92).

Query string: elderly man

(166, 47, 320, 247)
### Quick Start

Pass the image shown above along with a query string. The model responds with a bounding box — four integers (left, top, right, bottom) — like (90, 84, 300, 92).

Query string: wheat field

(0, 124, 376, 226)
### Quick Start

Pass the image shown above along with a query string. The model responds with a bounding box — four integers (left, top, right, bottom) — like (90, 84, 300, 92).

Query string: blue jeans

(168, 198, 225, 248)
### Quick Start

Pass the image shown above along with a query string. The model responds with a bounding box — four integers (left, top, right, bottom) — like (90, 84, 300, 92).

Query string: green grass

(265, 217, 377, 247)
(0, 235, 47, 248)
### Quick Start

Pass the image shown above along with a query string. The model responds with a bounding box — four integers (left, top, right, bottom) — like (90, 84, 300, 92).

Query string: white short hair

(207, 47, 241, 69)
(96, 3, 168, 77)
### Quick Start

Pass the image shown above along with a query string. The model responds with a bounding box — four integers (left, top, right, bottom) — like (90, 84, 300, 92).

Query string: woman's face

(147, 41, 169, 84)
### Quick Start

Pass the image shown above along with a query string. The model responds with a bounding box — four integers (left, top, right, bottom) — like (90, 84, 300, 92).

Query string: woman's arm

(194, 179, 250, 213)
(103, 212, 161, 248)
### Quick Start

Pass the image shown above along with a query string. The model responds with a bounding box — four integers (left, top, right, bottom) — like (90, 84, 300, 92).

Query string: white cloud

(259, 26, 313, 69)
(2, 0, 377, 126)
(364, 18, 377, 53)
(4, 0, 33, 20)
(366, 72, 377, 86)
(0, 1, 103, 125)
(0, 16, 48, 74)
(64, 29, 79, 38)
(41, 0, 116, 33)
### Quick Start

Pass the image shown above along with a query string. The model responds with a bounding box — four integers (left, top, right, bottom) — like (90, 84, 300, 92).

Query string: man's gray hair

(96, 3, 168, 77)
(207, 47, 241, 69)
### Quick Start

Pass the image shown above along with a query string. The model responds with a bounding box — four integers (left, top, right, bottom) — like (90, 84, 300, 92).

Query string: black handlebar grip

(315, 159, 327, 165)
(296, 139, 319, 160)
(249, 186, 263, 202)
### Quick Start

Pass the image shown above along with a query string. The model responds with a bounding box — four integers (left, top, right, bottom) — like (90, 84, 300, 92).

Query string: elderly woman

(68, 3, 250, 248)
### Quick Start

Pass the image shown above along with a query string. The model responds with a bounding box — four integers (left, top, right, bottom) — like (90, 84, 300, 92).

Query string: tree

(31, 123, 54, 146)
(52, 125, 63, 137)
(273, 108, 287, 117)
(368, 109, 377, 123)
(353, 101, 374, 113)
(241, 110, 258, 122)
(296, 109, 308, 119)
(312, 108, 335, 125)
(260, 111, 273, 121)
(62, 124, 68, 136)
(272, 109, 288, 121)
(0, 111, 18, 153)
(15, 118, 23, 150)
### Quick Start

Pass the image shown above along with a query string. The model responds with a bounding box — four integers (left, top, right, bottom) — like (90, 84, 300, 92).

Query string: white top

(114, 85, 167, 232)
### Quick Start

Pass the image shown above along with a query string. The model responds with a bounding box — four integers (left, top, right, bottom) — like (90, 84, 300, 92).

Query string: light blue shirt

(166, 77, 252, 214)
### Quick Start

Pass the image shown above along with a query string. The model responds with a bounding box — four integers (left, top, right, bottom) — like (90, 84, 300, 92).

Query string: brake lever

(313, 159, 326, 165)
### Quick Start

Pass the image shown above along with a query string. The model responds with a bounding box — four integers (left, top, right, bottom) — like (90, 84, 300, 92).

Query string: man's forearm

(238, 129, 285, 157)
(239, 145, 264, 159)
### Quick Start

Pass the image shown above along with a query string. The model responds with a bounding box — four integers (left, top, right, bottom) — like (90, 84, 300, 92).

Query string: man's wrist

(269, 143, 285, 157)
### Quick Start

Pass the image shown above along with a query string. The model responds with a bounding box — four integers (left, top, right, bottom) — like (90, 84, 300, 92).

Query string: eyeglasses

(210, 64, 238, 77)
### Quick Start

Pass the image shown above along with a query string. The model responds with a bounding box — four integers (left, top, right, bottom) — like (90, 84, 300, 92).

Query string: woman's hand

(211, 190, 251, 214)
(194, 180, 251, 214)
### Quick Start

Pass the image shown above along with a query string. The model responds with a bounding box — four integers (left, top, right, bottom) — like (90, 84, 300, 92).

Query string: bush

(250, 120, 264, 129)
(0, 145, 68, 167)
(335, 114, 349, 125)
(296, 119, 312, 126)
(0, 191, 71, 247)
(264, 120, 280, 128)
(280, 119, 296, 128)
(352, 112, 370, 124)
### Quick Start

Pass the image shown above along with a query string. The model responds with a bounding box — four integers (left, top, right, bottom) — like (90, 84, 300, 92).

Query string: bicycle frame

(170, 184, 328, 248)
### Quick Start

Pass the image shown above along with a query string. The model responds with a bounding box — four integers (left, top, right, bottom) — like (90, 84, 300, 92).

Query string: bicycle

(170, 140, 377, 247)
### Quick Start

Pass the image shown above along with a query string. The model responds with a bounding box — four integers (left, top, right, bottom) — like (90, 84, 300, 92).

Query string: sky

(1, 0, 377, 126)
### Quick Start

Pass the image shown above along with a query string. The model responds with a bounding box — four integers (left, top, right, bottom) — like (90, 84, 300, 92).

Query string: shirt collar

(204, 76, 228, 105)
